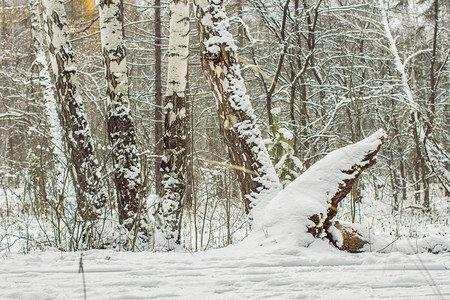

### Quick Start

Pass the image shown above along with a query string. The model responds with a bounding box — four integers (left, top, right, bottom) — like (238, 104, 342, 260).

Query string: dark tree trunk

(154, 0, 164, 193)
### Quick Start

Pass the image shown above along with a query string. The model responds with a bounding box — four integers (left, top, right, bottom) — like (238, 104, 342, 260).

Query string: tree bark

(157, 0, 190, 250)
(42, 0, 106, 246)
(194, 0, 282, 216)
(428, 0, 438, 126)
(29, 0, 66, 185)
(98, 0, 142, 231)
(265, 0, 290, 130)
(322, 135, 384, 233)
(154, 0, 163, 193)
(29, 0, 69, 242)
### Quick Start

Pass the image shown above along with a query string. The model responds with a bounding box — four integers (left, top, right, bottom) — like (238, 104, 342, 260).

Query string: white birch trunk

(41, 0, 106, 247)
(194, 0, 282, 221)
(29, 0, 68, 202)
(165, 0, 190, 98)
(29, 0, 76, 249)
(98, 0, 142, 233)
(156, 0, 190, 251)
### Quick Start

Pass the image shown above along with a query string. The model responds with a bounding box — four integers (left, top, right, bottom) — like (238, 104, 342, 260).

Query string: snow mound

(249, 129, 386, 250)
(372, 235, 450, 254)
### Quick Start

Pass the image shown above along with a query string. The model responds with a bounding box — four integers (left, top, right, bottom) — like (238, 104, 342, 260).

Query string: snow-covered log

(41, 0, 106, 244)
(98, 0, 142, 233)
(256, 130, 385, 251)
(157, 0, 190, 250)
(194, 0, 282, 218)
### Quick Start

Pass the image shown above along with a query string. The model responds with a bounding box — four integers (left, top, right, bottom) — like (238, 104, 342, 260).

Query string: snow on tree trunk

(254, 130, 385, 251)
(319, 133, 385, 244)
(194, 0, 282, 218)
(380, 1, 433, 208)
(98, 0, 142, 232)
(156, 0, 190, 251)
(41, 0, 106, 245)
(29, 0, 68, 205)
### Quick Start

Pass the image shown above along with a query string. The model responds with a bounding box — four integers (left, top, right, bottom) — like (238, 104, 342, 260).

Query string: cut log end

(332, 221, 370, 253)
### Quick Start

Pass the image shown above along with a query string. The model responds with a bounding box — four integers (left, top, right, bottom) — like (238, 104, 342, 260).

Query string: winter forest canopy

(0, 0, 448, 254)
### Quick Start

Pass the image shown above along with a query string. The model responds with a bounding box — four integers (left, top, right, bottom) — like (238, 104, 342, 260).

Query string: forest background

(0, 0, 448, 253)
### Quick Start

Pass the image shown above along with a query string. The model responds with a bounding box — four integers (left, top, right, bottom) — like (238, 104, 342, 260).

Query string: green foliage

(266, 112, 303, 187)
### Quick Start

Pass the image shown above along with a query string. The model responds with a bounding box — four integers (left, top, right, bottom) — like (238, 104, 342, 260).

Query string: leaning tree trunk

(380, 1, 431, 209)
(260, 130, 386, 253)
(98, 0, 142, 232)
(194, 0, 282, 217)
(156, 0, 190, 251)
(42, 0, 106, 246)
(305, 131, 386, 241)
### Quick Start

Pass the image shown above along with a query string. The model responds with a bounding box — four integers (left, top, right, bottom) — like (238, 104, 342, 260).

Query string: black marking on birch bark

(100, 3, 141, 231)
(108, 109, 140, 230)
(160, 92, 187, 244)
(44, 4, 107, 233)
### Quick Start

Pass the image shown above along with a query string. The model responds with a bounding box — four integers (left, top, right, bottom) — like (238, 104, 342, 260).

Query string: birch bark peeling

(194, 0, 281, 215)
(98, 0, 142, 231)
(42, 0, 106, 233)
(158, 0, 190, 250)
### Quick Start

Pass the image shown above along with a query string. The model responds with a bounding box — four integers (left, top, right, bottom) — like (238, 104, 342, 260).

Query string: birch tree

(98, 0, 142, 232)
(194, 0, 282, 217)
(29, 0, 70, 245)
(157, 0, 190, 250)
(41, 0, 106, 246)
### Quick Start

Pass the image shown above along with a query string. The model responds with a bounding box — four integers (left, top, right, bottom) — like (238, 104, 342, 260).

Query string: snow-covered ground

(1, 130, 448, 299)
(1, 240, 449, 299)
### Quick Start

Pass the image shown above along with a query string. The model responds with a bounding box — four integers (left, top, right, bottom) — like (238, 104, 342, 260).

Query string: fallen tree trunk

(307, 131, 385, 251)
(255, 129, 386, 252)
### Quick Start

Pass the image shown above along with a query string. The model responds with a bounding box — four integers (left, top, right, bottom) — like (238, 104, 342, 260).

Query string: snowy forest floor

(1, 131, 449, 299)
(1, 239, 449, 300)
